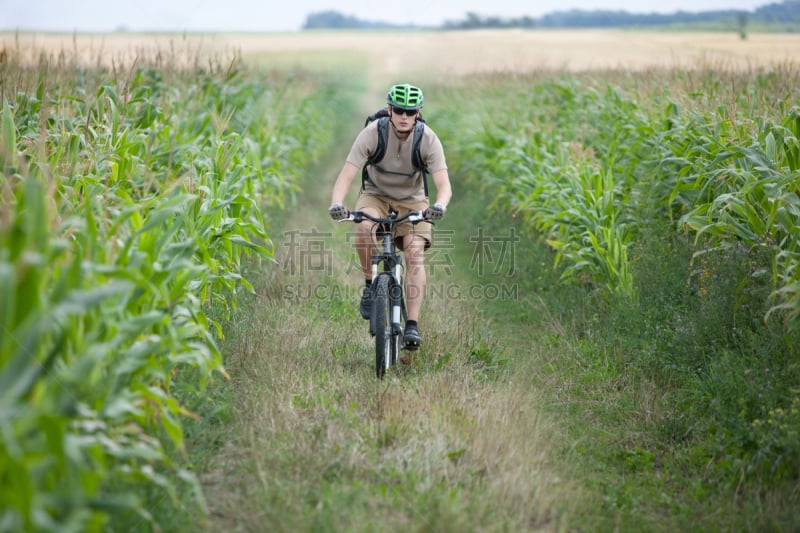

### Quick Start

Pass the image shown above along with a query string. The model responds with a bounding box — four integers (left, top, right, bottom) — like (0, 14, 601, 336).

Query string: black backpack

(361, 108, 430, 198)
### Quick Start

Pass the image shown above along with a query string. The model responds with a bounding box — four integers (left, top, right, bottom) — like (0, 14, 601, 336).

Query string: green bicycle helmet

(386, 83, 424, 110)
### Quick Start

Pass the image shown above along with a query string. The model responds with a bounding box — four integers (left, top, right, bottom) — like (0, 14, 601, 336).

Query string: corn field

(436, 67, 800, 327)
(429, 66, 800, 496)
(3, 33, 800, 531)
(0, 46, 340, 531)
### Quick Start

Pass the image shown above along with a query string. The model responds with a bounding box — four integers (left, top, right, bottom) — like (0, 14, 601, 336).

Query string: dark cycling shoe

(404, 324, 422, 350)
(359, 286, 372, 320)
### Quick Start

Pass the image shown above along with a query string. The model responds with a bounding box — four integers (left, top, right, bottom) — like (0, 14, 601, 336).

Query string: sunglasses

(391, 106, 418, 116)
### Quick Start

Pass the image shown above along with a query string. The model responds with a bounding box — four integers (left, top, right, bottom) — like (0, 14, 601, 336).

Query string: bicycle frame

(340, 209, 428, 378)
(372, 219, 404, 338)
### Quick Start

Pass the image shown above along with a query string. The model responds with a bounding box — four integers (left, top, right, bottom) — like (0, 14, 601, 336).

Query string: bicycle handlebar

(339, 210, 428, 225)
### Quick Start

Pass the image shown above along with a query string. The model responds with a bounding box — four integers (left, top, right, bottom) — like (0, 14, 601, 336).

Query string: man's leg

(403, 234, 427, 321)
(355, 206, 381, 319)
(402, 234, 427, 352)
(355, 206, 381, 278)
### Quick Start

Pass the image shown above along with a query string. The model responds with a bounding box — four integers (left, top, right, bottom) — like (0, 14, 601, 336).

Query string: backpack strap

(410, 120, 429, 198)
(361, 116, 390, 192)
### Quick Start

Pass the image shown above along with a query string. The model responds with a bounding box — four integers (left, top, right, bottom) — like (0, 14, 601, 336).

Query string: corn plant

(0, 47, 340, 531)
(435, 71, 800, 325)
(437, 78, 638, 299)
(678, 108, 800, 327)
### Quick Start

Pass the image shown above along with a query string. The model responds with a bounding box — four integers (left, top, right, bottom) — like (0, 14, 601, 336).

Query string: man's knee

(356, 222, 372, 238)
(405, 238, 426, 258)
(356, 208, 380, 238)
(403, 237, 425, 277)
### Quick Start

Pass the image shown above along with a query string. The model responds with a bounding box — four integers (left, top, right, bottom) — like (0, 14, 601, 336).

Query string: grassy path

(185, 88, 796, 533)
(188, 63, 796, 532)
(185, 88, 792, 533)
(191, 115, 581, 530)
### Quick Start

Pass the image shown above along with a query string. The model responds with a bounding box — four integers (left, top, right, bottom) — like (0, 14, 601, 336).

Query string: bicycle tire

(373, 274, 392, 379)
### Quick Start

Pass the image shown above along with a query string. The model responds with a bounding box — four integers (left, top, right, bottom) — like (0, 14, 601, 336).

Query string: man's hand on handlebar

(425, 203, 446, 220)
(328, 203, 349, 221)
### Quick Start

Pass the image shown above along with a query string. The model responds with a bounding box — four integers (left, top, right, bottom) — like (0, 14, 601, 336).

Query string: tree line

(303, 1, 799, 30)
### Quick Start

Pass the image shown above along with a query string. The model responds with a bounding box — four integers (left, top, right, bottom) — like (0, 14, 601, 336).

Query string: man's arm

(431, 169, 452, 208)
(330, 162, 361, 206)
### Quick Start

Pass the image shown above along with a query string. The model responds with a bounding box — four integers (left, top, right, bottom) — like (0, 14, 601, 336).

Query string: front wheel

(373, 275, 392, 379)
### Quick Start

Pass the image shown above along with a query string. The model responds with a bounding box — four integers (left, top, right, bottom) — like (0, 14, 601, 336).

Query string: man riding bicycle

(329, 83, 452, 355)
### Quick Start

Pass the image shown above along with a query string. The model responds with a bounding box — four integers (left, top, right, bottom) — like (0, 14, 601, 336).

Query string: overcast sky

(1, 0, 775, 32)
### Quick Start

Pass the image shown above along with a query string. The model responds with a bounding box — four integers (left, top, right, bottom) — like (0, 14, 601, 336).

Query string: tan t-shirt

(346, 118, 447, 203)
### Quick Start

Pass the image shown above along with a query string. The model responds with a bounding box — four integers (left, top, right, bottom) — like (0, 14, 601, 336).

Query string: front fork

(391, 263, 403, 335)
(372, 260, 404, 336)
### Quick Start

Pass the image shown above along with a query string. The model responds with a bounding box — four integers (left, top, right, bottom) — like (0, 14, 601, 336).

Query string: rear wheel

(373, 275, 392, 379)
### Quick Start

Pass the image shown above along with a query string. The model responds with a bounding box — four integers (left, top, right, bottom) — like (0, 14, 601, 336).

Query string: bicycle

(340, 209, 430, 379)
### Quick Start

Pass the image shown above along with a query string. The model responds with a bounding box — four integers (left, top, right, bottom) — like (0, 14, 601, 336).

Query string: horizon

(2, 0, 779, 33)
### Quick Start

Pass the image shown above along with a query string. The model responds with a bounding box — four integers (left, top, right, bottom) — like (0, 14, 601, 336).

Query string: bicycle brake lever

(335, 211, 359, 223)
(408, 212, 426, 224)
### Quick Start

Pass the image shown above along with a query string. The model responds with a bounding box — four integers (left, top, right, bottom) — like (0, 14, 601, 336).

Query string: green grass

(194, 164, 800, 532)
(443, 181, 800, 531)
(180, 126, 574, 531)
(179, 64, 800, 531)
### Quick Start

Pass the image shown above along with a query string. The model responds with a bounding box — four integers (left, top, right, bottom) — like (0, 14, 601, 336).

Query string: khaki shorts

(355, 193, 432, 251)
